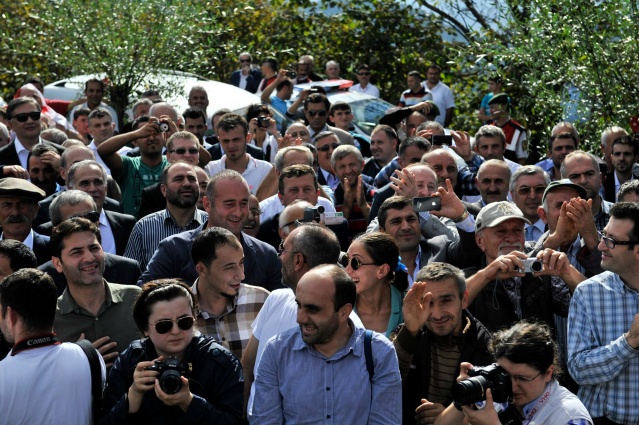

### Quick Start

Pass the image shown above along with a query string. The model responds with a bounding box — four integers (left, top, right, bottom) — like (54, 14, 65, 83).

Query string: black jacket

(137, 183, 165, 219)
(101, 335, 243, 425)
(395, 311, 493, 424)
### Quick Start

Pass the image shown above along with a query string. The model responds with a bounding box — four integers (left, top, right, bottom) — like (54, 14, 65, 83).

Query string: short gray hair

(274, 146, 313, 172)
(560, 150, 599, 179)
(509, 165, 549, 193)
(279, 200, 313, 235)
(67, 160, 108, 189)
(325, 60, 340, 70)
(49, 190, 97, 226)
(477, 159, 511, 181)
(475, 125, 506, 146)
(331, 145, 363, 170)
(601, 126, 628, 147)
(290, 224, 340, 269)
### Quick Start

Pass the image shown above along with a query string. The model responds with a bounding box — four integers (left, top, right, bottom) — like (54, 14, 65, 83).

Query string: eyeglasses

(516, 185, 547, 197)
(357, 72, 371, 76)
(317, 142, 341, 152)
(240, 59, 251, 63)
(70, 211, 100, 223)
(598, 231, 639, 249)
(277, 241, 300, 256)
(308, 110, 327, 118)
(339, 255, 377, 270)
(150, 316, 195, 334)
(12, 112, 41, 122)
(169, 148, 199, 155)
(510, 371, 543, 383)
(288, 131, 309, 138)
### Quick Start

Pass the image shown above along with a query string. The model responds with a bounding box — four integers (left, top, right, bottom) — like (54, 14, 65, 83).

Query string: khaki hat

(475, 201, 530, 232)
(0, 178, 45, 202)
(541, 179, 587, 204)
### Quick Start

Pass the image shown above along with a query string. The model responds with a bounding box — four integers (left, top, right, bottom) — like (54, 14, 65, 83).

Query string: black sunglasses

(516, 185, 547, 196)
(151, 316, 195, 334)
(240, 59, 251, 63)
(339, 255, 376, 270)
(169, 148, 199, 155)
(317, 142, 341, 152)
(357, 72, 371, 76)
(308, 110, 327, 117)
(70, 211, 100, 223)
(12, 112, 41, 122)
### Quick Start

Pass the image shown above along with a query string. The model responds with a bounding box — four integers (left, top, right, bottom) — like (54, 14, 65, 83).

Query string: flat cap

(541, 179, 587, 203)
(0, 178, 45, 202)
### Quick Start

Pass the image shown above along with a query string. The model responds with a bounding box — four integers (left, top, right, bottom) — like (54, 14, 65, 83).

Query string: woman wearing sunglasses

(343, 232, 408, 339)
(246, 103, 280, 162)
(101, 280, 243, 425)
(435, 321, 592, 425)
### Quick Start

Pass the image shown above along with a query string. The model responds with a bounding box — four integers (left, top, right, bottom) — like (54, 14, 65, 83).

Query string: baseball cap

(475, 201, 530, 233)
(541, 179, 588, 203)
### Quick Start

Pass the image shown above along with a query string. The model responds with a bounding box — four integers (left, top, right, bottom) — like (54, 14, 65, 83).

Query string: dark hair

(490, 320, 560, 379)
(87, 107, 113, 123)
(356, 64, 371, 72)
(0, 269, 58, 333)
(261, 57, 278, 72)
(407, 70, 422, 79)
(276, 79, 293, 91)
(6, 97, 41, 120)
(618, 180, 639, 202)
(216, 113, 248, 137)
(246, 103, 271, 123)
(329, 101, 351, 116)
(182, 107, 206, 123)
(611, 135, 639, 155)
(371, 125, 399, 145)
(548, 132, 578, 151)
(24, 75, 44, 89)
(84, 78, 105, 91)
(142, 89, 161, 98)
(212, 108, 232, 120)
(475, 125, 506, 147)
(166, 131, 198, 152)
(73, 107, 91, 121)
(278, 164, 318, 195)
(27, 143, 58, 171)
(415, 262, 466, 298)
(41, 129, 68, 145)
(132, 279, 198, 334)
(50, 217, 101, 259)
(427, 64, 442, 73)
(0, 240, 38, 272)
(355, 232, 408, 291)
(191, 227, 242, 267)
(378, 196, 414, 230)
(610, 202, 639, 243)
(160, 161, 196, 187)
(488, 75, 503, 84)
(132, 115, 150, 131)
(304, 93, 330, 111)
(399, 137, 430, 160)
(291, 224, 341, 269)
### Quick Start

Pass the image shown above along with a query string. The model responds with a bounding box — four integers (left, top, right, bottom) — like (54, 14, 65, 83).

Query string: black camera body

(257, 116, 270, 128)
(303, 205, 324, 223)
(145, 356, 188, 394)
(452, 363, 513, 407)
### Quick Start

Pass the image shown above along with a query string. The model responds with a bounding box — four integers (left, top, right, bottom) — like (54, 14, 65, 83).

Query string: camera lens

(317, 206, 325, 214)
(159, 122, 169, 132)
(531, 260, 543, 272)
(452, 376, 489, 406)
(160, 370, 183, 394)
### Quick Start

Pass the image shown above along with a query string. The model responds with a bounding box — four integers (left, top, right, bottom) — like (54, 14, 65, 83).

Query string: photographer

(435, 321, 592, 425)
(101, 280, 243, 425)
(246, 104, 280, 163)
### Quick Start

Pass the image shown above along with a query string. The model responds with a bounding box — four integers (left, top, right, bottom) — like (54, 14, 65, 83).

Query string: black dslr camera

(257, 116, 270, 128)
(452, 363, 513, 408)
(145, 356, 188, 394)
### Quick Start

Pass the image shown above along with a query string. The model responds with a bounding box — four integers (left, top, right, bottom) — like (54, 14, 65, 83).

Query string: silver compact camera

(520, 258, 543, 273)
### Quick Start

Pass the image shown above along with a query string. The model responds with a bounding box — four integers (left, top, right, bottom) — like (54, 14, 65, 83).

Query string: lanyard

(11, 333, 60, 356)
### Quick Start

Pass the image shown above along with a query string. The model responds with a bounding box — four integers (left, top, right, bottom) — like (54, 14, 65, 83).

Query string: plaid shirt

(192, 282, 269, 360)
(594, 197, 613, 231)
(568, 271, 639, 424)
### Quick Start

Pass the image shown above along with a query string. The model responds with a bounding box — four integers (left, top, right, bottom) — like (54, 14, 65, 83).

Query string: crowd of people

(0, 51, 638, 425)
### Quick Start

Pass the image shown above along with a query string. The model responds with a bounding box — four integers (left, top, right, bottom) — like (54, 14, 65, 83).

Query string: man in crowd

(86, 107, 116, 174)
(259, 69, 294, 117)
(251, 264, 401, 424)
(363, 125, 399, 180)
(0, 268, 104, 424)
(68, 78, 119, 132)
(191, 227, 269, 360)
(399, 71, 432, 108)
(230, 52, 262, 94)
(477, 75, 504, 123)
(141, 170, 282, 291)
(618, 179, 639, 202)
(183, 107, 208, 145)
(424, 65, 455, 127)
(603, 135, 639, 202)
(125, 162, 207, 271)
(52, 217, 141, 368)
(348, 64, 380, 97)
(546, 130, 578, 181)
(304, 93, 354, 145)
(332, 145, 374, 227)
(473, 124, 521, 175)
(568, 202, 639, 424)
(509, 165, 550, 242)
(27, 143, 59, 197)
(487, 93, 527, 164)
(465, 159, 511, 217)
(599, 125, 628, 172)
(187, 86, 210, 125)
(395, 262, 492, 425)
(325, 60, 341, 80)
(72, 107, 91, 144)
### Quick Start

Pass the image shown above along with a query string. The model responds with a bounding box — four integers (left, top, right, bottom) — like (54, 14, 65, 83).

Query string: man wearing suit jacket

(603, 135, 639, 202)
(0, 178, 51, 265)
(36, 190, 141, 294)
(0, 97, 65, 176)
(140, 169, 282, 291)
(36, 161, 135, 256)
(230, 52, 262, 94)
(304, 93, 354, 147)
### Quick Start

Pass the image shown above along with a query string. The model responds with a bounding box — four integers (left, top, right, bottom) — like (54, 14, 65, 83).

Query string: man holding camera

(394, 263, 492, 425)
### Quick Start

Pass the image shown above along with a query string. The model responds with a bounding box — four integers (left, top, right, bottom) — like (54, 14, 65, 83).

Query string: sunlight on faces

(167, 138, 199, 165)
(184, 117, 207, 142)
(146, 297, 195, 359)
(198, 244, 245, 299)
(0, 197, 38, 240)
(422, 150, 458, 188)
(188, 89, 209, 110)
(370, 130, 397, 164)
(563, 155, 601, 200)
(548, 138, 576, 168)
(87, 116, 114, 144)
(218, 127, 248, 162)
(204, 179, 249, 236)
(163, 164, 198, 209)
(476, 136, 505, 161)
(70, 165, 106, 211)
(511, 174, 547, 222)
(497, 357, 552, 406)
(538, 187, 580, 233)
(295, 272, 342, 346)
(422, 278, 468, 337)
(477, 165, 510, 204)
(315, 135, 339, 172)
(285, 123, 311, 143)
(9, 102, 41, 140)
(380, 205, 421, 252)
(476, 219, 525, 263)
(599, 217, 639, 277)
(52, 231, 105, 287)
(408, 165, 438, 197)
(279, 173, 319, 206)
(334, 153, 363, 187)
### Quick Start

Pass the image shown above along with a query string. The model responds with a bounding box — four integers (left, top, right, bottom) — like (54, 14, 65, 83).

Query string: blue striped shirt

(124, 208, 208, 272)
(567, 271, 639, 424)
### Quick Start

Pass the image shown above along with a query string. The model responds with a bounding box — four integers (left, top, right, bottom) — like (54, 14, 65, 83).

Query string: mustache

(6, 215, 28, 224)
(498, 241, 523, 252)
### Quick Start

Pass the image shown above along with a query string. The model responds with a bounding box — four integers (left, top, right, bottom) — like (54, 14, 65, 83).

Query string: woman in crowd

(246, 103, 280, 162)
(101, 280, 243, 425)
(435, 321, 592, 425)
(342, 231, 408, 339)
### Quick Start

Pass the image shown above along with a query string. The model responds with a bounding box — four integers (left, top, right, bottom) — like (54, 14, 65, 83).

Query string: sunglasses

(317, 142, 341, 152)
(169, 148, 199, 155)
(151, 316, 195, 334)
(12, 112, 41, 122)
(357, 72, 371, 76)
(70, 211, 100, 223)
(339, 255, 376, 270)
(516, 185, 547, 196)
(240, 59, 251, 63)
(308, 110, 327, 117)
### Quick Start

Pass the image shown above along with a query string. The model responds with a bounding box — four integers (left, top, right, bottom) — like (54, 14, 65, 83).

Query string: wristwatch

(452, 208, 469, 223)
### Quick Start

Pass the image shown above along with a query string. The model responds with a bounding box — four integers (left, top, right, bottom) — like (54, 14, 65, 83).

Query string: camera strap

(10, 333, 60, 356)
(76, 339, 103, 425)
(364, 330, 374, 382)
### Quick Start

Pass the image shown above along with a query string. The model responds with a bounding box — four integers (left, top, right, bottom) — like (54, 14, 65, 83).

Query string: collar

(191, 279, 239, 319)
(523, 381, 558, 422)
(526, 218, 545, 233)
(0, 229, 35, 250)
(293, 319, 361, 358)
(57, 280, 117, 315)
(99, 210, 109, 227)
(13, 137, 31, 155)
(307, 124, 329, 138)
(162, 208, 206, 227)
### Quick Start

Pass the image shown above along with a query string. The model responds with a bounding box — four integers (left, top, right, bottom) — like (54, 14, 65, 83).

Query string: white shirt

(348, 83, 380, 98)
(0, 342, 105, 425)
(88, 141, 112, 175)
(614, 171, 635, 202)
(0, 229, 35, 250)
(259, 193, 337, 222)
(204, 155, 273, 194)
(425, 81, 455, 126)
(99, 210, 116, 255)
(69, 102, 120, 132)
(13, 137, 36, 170)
